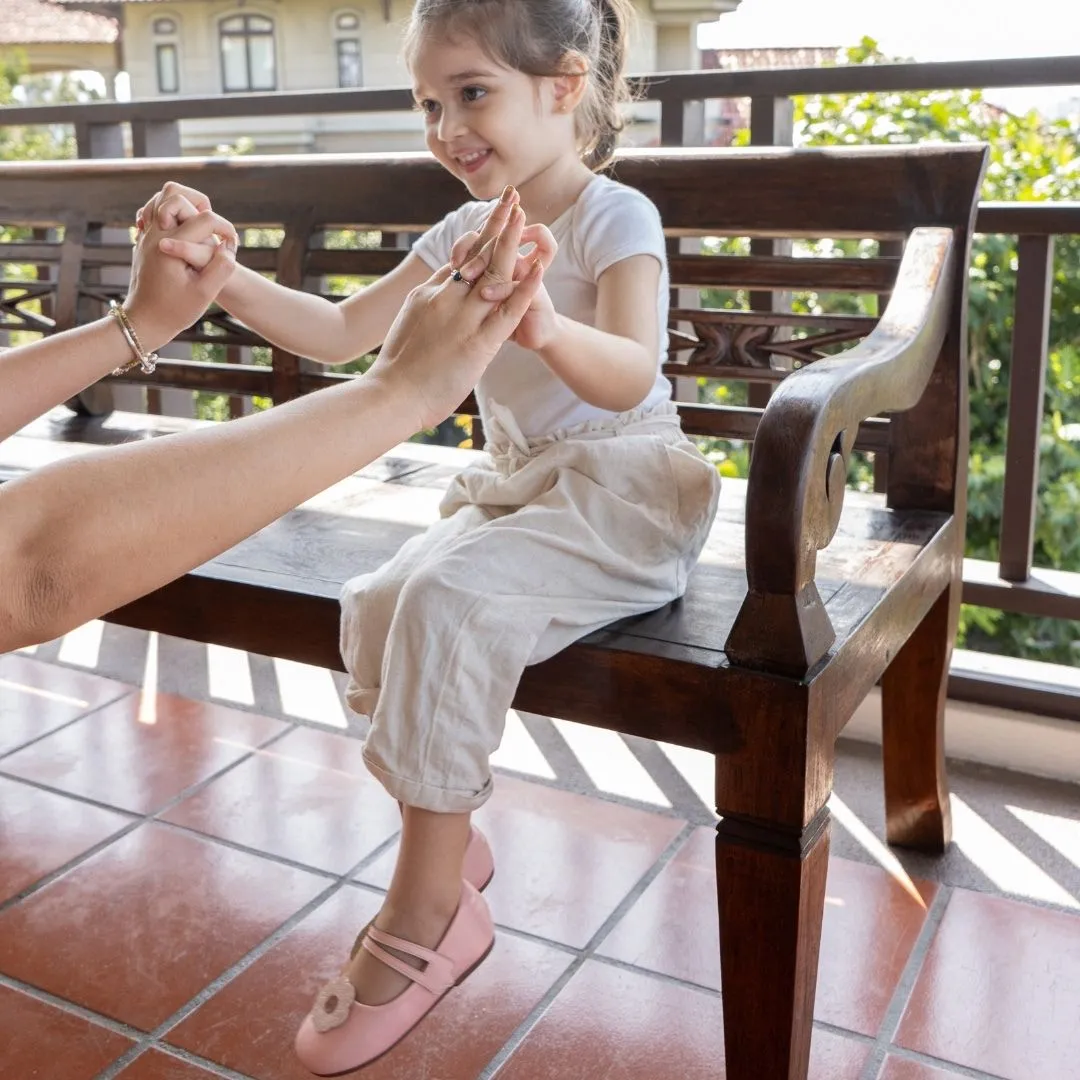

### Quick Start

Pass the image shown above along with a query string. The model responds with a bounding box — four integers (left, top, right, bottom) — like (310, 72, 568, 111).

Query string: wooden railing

(1, 53, 1078, 155)
(2, 54, 1079, 716)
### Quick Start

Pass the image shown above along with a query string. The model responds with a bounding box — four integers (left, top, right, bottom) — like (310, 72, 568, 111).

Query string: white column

(655, 21, 702, 72)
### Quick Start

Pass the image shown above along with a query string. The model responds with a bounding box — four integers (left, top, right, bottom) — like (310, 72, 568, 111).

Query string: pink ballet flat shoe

(295, 882, 495, 1076)
(463, 824, 495, 892)
(346, 826, 493, 965)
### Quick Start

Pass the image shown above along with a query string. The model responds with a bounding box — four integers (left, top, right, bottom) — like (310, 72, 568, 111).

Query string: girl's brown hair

(404, 0, 636, 171)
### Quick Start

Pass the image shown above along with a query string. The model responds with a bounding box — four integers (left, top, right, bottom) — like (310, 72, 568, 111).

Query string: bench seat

(3, 408, 953, 761)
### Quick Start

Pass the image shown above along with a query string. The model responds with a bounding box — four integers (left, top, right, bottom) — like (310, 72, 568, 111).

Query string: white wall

(119, 1, 687, 154)
(122, 1, 412, 98)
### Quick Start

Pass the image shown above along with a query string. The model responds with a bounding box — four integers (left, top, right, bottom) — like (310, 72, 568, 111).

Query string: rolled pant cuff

(362, 748, 493, 813)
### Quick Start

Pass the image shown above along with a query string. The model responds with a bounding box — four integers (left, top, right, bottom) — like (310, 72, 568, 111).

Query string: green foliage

(0, 51, 99, 160)
(799, 38, 1080, 663)
(696, 38, 1080, 663)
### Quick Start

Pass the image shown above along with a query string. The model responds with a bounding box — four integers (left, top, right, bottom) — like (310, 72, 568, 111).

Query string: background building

(5, 0, 741, 153)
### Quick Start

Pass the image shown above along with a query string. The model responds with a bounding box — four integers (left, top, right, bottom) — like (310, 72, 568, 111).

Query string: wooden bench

(0, 144, 987, 1080)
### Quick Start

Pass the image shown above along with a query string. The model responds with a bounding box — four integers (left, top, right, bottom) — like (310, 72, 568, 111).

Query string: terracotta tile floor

(2, 655, 1078, 1080)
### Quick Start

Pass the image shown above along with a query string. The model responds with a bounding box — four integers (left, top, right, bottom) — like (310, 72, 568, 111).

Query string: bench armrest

(724, 226, 957, 677)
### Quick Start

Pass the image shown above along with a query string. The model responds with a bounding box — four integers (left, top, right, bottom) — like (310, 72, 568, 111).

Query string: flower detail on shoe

(310, 974, 355, 1033)
(294, 882, 496, 1076)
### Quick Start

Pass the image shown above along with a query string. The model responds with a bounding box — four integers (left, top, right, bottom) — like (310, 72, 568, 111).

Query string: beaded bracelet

(109, 301, 159, 376)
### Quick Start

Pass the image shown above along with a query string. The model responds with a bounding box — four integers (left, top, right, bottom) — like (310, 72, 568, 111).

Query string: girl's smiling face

(410, 33, 579, 203)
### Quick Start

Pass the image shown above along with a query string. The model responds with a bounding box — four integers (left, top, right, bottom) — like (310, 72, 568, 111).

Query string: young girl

(146, 0, 720, 1072)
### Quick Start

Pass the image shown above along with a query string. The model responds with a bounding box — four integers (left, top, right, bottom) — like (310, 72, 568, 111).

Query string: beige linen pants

(339, 400, 720, 813)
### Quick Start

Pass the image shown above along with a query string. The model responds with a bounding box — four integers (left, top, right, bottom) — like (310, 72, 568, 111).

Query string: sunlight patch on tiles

(273, 657, 347, 727)
(657, 740, 715, 811)
(952, 795, 1078, 909)
(828, 792, 926, 906)
(56, 619, 105, 669)
(489, 710, 556, 780)
(0, 678, 88, 709)
(136, 631, 160, 726)
(1008, 804, 1080, 874)
(553, 719, 671, 807)
(207, 644, 256, 707)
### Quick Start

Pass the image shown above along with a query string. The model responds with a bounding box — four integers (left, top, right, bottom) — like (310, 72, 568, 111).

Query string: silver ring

(451, 268, 473, 285)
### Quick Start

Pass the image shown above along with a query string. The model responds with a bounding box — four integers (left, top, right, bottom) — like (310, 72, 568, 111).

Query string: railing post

(999, 234, 1054, 582)
(131, 119, 182, 158)
(747, 96, 795, 411)
(73, 120, 188, 417)
(133, 119, 196, 417)
(70, 123, 131, 416)
(658, 91, 705, 406)
(659, 93, 704, 147)
(75, 121, 124, 159)
(270, 218, 313, 403)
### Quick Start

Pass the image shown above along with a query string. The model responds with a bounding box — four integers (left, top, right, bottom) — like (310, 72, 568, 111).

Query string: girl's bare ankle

(382, 886, 460, 929)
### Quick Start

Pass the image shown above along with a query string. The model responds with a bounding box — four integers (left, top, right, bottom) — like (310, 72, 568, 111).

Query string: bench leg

(715, 806, 830, 1080)
(881, 584, 955, 852)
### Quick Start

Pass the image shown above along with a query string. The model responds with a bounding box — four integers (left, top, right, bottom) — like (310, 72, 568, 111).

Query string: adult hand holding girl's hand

(125, 205, 238, 352)
(451, 189, 559, 352)
(372, 200, 546, 432)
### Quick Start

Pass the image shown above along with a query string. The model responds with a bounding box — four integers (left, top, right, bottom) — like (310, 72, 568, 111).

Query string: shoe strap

(361, 926, 454, 995)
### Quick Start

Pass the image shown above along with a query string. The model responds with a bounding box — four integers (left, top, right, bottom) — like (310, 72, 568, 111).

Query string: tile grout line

(812, 1019, 875, 1045)
(143, 720, 302, 820)
(91, 829, 406, 1080)
(858, 883, 953, 1080)
(96, 1043, 259, 1080)
(487, 763, 697, 822)
(0, 686, 138, 762)
(0, 812, 145, 919)
(0, 972, 147, 1042)
(151, 818, 343, 881)
(474, 820, 698, 1080)
(586, 951, 721, 996)
(0, 722, 304, 917)
(0, 771, 145, 819)
(881, 1045, 1015, 1080)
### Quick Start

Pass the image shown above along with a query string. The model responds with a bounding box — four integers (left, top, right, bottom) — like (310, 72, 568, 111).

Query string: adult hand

(371, 205, 545, 432)
(451, 189, 557, 292)
(136, 180, 218, 235)
(125, 210, 237, 352)
(451, 195, 558, 352)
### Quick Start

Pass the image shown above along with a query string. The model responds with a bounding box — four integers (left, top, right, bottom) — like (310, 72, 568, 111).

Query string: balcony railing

(2, 55, 1078, 717)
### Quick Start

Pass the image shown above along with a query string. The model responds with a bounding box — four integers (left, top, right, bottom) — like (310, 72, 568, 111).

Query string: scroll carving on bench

(725, 226, 957, 677)
(667, 309, 875, 380)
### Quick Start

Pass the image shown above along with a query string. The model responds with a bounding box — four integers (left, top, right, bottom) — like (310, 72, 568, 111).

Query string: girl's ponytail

(581, 0, 635, 170)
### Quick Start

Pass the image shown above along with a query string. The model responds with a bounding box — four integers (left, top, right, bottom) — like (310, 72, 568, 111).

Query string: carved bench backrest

(0, 145, 985, 506)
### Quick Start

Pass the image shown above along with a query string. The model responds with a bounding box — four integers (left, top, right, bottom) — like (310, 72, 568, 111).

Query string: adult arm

(0, 210, 543, 652)
(0, 211, 237, 442)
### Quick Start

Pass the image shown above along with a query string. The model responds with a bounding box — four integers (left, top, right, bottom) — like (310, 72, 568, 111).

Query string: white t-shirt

(412, 174, 673, 440)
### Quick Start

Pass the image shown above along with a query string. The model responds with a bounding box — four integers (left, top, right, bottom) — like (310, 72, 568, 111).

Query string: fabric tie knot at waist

(483, 402, 540, 475)
(482, 398, 685, 476)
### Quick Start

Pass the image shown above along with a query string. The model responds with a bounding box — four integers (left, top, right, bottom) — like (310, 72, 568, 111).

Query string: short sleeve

(411, 200, 493, 272)
(579, 181, 667, 280)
